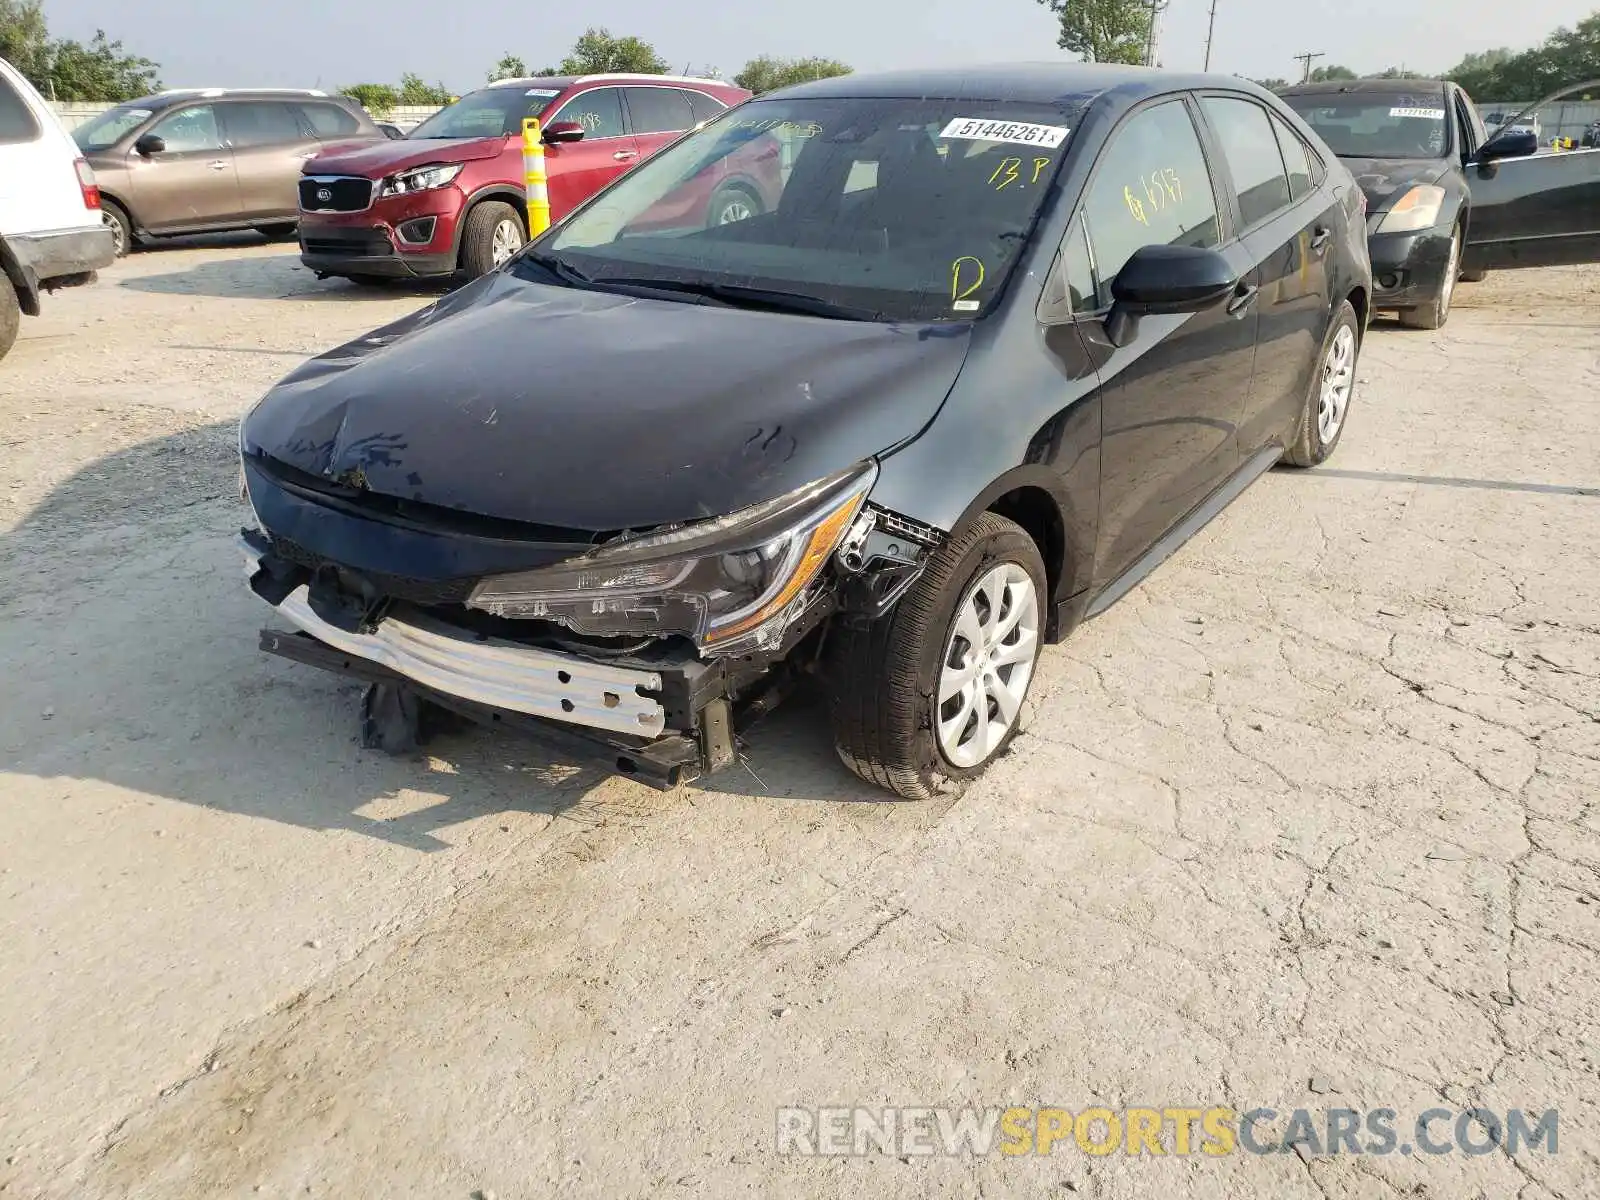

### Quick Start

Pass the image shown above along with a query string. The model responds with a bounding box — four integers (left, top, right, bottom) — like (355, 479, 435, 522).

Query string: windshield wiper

(597, 278, 878, 321)
(521, 251, 596, 288)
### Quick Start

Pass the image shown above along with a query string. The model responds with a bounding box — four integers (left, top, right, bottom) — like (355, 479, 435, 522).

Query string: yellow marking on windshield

(952, 257, 987, 303)
(989, 158, 1023, 190)
(1033, 157, 1052, 184)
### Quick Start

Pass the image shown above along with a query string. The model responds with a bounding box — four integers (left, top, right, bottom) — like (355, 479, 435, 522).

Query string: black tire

(825, 512, 1048, 800)
(457, 200, 525, 279)
(1285, 298, 1361, 468)
(102, 198, 134, 257)
(1397, 224, 1460, 330)
(0, 280, 19, 362)
(706, 183, 763, 228)
(257, 222, 298, 241)
(360, 683, 422, 755)
(1459, 268, 1488, 283)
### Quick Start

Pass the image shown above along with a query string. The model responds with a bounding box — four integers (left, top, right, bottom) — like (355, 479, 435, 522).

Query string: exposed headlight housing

(1376, 185, 1447, 234)
(378, 162, 465, 198)
(467, 462, 878, 655)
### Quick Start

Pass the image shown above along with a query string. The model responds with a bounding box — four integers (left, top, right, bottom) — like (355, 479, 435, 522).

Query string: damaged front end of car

(240, 451, 944, 788)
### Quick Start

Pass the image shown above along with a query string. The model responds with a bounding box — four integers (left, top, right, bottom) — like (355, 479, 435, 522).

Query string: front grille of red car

(301, 233, 394, 258)
(299, 176, 375, 213)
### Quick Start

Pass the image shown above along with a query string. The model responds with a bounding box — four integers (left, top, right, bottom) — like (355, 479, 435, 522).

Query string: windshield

(526, 96, 1078, 322)
(73, 104, 154, 152)
(1281, 91, 1450, 159)
(407, 85, 561, 140)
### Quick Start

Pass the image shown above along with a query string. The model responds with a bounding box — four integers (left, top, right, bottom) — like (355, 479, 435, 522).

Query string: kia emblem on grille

(316, 187, 333, 203)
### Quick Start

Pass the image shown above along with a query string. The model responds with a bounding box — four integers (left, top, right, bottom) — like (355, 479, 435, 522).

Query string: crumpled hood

(304, 135, 507, 177)
(1340, 156, 1449, 211)
(242, 272, 973, 533)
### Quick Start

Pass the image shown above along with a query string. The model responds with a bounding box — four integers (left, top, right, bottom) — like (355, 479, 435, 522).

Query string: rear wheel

(1398, 225, 1460, 330)
(1285, 299, 1360, 468)
(459, 201, 525, 279)
(102, 199, 134, 257)
(1459, 267, 1488, 283)
(0, 281, 19, 362)
(826, 512, 1047, 800)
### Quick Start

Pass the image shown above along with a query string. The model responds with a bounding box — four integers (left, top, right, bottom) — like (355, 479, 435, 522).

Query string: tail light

(73, 158, 101, 211)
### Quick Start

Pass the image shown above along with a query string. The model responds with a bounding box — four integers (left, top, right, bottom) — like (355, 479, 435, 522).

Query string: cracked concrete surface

(1, 242, 1596, 1198)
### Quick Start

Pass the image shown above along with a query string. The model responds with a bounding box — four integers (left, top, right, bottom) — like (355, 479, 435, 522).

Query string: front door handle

(208, 160, 229, 171)
(1310, 226, 1333, 254)
(613, 150, 638, 162)
(1227, 282, 1260, 316)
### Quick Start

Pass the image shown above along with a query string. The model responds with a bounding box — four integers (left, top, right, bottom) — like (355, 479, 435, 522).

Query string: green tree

(1308, 64, 1358, 82)
(397, 72, 453, 105)
(488, 53, 528, 82)
(339, 83, 400, 118)
(0, 0, 50, 87)
(733, 55, 852, 94)
(1036, 0, 1149, 65)
(45, 30, 158, 101)
(1250, 76, 1290, 91)
(557, 27, 669, 75)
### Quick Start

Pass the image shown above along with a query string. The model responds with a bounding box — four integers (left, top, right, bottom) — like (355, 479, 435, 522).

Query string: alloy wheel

(1318, 324, 1356, 444)
(490, 219, 524, 266)
(937, 563, 1040, 769)
(716, 196, 754, 225)
(1439, 229, 1461, 318)
(103, 210, 126, 256)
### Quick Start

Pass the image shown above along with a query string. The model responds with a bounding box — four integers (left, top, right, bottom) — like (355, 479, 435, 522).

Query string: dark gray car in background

(72, 88, 384, 255)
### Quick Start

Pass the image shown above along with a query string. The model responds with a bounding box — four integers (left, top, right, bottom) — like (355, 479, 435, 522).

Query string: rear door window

(1078, 99, 1222, 309)
(686, 92, 727, 126)
(297, 102, 362, 138)
(552, 88, 625, 139)
(1271, 115, 1314, 202)
(625, 87, 694, 135)
(1203, 96, 1292, 228)
(222, 102, 305, 148)
(0, 71, 40, 143)
(149, 104, 223, 153)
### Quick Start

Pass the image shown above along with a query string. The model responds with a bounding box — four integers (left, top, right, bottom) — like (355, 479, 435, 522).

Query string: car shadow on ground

(118, 235, 453, 303)
(1, 424, 888, 853)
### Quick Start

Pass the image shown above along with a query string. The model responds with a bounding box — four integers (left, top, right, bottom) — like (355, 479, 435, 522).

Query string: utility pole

(1144, 0, 1170, 68)
(1203, 0, 1220, 71)
(1294, 51, 1326, 83)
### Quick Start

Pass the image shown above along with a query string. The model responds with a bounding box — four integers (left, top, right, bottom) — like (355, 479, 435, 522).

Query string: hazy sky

(43, 0, 1598, 92)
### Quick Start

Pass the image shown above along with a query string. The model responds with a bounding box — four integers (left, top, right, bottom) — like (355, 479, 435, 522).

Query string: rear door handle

(208, 160, 229, 171)
(613, 150, 638, 162)
(1310, 226, 1333, 253)
(1227, 283, 1260, 315)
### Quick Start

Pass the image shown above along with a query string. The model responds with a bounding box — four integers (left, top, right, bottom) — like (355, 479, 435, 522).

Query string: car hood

(1339, 156, 1450, 211)
(242, 273, 973, 533)
(304, 135, 507, 177)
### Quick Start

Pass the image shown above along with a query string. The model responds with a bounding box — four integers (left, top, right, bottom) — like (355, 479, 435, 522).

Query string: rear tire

(825, 512, 1047, 800)
(1459, 268, 1488, 283)
(1397, 225, 1460, 330)
(458, 201, 525, 279)
(0, 281, 20, 362)
(102, 199, 134, 257)
(1285, 299, 1360, 468)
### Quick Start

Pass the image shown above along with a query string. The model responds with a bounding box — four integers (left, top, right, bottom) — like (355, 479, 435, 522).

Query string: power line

(1203, 0, 1220, 71)
(1294, 51, 1326, 83)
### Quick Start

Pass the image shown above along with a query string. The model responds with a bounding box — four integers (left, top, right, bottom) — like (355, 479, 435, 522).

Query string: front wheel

(1397, 225, 1460, 330)
(706, 184, 762, 227)
(1284, 298, 1361, 468)
(826, 512, 1047, 800)
(458, 201, 526, 279)
(0, 280, 19, 362)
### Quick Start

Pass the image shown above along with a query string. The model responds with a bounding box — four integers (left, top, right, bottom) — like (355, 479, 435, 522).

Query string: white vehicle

(0, 56, 117, 362)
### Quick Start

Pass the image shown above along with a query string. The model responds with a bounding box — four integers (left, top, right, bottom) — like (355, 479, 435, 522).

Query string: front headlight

(467, 462, 878, 654)
(378, 162, 465, 198)
(1376, 185, 1446, 234)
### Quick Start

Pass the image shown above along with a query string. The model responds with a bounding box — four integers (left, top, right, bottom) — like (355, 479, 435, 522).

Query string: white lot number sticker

(940, 117, 1070, 148)
(1390, 107, 1446, 120)
(526, 89, 560, 98)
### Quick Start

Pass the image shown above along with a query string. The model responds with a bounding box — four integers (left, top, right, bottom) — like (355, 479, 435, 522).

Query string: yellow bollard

(522, 118, 550, 237)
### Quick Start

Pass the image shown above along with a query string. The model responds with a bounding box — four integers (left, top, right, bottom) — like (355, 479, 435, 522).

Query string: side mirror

(1478, 127, 1538, 162)
(1105, 244, 1239, 349)
(542, 120, 586, 145)
(134, 133, 166, 157)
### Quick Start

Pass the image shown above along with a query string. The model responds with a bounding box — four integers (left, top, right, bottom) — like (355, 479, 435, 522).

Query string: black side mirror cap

(1478, 127, 1539, 162)
(1111, 243, 1239, 313)
(134, 133, 165, 157)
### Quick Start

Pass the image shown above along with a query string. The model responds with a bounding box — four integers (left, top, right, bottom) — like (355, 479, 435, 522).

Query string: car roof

(1280, 78, 1448, 96)
(770, 62, 1265, 105)
(128, 88, 349, 109)
(483, 74, 729, 91)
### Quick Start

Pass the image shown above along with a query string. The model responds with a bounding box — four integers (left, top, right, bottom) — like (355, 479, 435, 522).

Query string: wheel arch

(0, 234, 41, 316)
(452, 187, 530, 260)
(99, 188, 137, 229)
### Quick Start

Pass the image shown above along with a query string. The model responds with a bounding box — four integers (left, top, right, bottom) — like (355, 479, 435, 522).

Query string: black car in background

(239, 64, 1372, 799)
(1281, 78, 1600, 329)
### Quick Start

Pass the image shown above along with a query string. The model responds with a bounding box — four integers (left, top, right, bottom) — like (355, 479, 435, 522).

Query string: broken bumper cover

(244, 533, 667, 733)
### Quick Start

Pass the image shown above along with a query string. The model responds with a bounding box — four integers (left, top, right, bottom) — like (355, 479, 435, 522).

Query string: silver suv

(72, 88, 385, 255)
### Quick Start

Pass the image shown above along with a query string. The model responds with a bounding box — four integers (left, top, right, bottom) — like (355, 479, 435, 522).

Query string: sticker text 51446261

(940, 118, 1070, 148)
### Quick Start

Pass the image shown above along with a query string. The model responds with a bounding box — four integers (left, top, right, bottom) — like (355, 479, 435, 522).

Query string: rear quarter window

(298, 102, 363, 137)
(0, 71, 42, 144)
